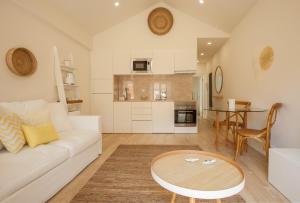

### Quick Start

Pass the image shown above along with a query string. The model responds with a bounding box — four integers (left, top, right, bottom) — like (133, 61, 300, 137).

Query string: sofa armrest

(68, 116, 101, 132)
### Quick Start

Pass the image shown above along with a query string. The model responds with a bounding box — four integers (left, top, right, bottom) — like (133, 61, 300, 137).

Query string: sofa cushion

(19, 107, 50, 126)
(48, 103, 73, 133)
(0, 145, 69, 201)
(50, 130, 99, 157)
(0, 100, 48, 116)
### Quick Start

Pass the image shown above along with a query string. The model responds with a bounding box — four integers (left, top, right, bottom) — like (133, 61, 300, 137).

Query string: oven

(174, 102, 197, 127)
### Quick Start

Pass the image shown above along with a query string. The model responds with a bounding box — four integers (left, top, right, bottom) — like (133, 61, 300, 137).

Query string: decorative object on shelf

(6, 47, 37, 76)
(148, 7, 173, 35)
(214, 66, 223, 94)
(260, 46, 274, 70)
(140, 89, 148, 100)
(64, 72, 75, 85)
(64, 53, 74, 67)
(160, 83, 167, 100)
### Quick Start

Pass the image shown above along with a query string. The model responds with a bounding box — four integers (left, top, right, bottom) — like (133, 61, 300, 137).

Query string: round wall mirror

(215, 66, 223, 94)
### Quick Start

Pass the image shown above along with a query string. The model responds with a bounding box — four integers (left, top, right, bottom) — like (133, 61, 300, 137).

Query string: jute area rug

(72, 145, 245, 203)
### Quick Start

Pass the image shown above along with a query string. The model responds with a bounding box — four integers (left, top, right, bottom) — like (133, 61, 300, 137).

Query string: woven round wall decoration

(148, 7, 174, 35)
(260, 46, 274, 70)
(6, 47, 37, 76)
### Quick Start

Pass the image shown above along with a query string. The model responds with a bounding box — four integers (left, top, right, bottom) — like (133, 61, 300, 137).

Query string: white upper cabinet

(152, 50, 174, 74)
(91, 49, 113, 79)
(131, 49, 153, 59)
(113, 49, 131, 75)
(174, 49, 197, 73)
(152, 102, 174, 133)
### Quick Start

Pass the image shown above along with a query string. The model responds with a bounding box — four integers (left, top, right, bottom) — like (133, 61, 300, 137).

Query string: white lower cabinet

(152, 102, 174, 133)
(114, 102, 132, 133)
(132, 121, 153, 133)
(91, 94, 113, 133)
(112, 101, 175, 134)
(131, 102, 152, 133)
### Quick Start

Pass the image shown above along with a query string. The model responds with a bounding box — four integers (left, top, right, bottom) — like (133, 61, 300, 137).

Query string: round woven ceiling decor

(260, 46, 274, 70)
(148, 7, 174, 35)
(6, 47, 37, 76)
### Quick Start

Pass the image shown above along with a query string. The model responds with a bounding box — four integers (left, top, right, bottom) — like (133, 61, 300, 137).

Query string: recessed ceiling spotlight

(207, 42, 212, 45)
(199, 0, 205, 4)
(200, 53, 205, 56)
(114, 1, 120, 7)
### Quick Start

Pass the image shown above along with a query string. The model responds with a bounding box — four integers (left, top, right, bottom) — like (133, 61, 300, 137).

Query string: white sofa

(0, 100, 102, 203)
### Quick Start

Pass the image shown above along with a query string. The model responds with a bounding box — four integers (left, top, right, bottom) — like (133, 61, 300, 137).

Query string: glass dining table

(205, 106, 267, 146)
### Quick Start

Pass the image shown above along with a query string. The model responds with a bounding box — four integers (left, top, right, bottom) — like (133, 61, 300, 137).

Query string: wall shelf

(64, 84, 79, 88)
(213, 95, 223, 99)
(54, 46, 82, 114)
(67, 99, 83, 104)
(61, 65, 77, 72)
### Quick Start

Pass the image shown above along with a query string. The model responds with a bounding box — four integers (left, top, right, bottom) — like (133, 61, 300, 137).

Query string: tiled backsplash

(114, 74, 193, 101)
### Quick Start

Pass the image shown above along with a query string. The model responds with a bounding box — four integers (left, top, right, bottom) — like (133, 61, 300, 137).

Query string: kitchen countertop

(114, 100, 173, 102)
(113, 100, 196, 103)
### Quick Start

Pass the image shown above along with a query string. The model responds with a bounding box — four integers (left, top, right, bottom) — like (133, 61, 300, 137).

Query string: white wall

(93, 2, 229, 52)
(0, 1, 91, 114)
(208, 0, 300, 148)
(11, 0, 92, 49)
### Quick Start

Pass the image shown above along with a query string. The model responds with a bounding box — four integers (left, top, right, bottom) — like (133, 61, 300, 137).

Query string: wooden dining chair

(222, 101, 251, 143)
(234, 103, 282, 161)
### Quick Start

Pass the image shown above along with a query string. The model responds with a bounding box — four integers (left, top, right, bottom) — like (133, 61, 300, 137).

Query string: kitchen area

(113, 73, 197, 134)
(90, 49, 199, 134)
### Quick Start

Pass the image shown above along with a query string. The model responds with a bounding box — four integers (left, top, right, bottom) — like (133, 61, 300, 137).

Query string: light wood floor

(48, 120, 289, 203)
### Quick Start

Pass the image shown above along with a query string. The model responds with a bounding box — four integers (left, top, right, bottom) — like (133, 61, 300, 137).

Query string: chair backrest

(232, 101, 251, 126)
(266, 103, 282, 148)
(235, 101, 251, 108)
(266, 103, 282, 129)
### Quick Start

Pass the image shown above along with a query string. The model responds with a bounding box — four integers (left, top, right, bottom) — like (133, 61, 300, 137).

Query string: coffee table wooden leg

(171, 193, 176, 203)
(189, 197, 195, 203)
(216, 199, 222, 203)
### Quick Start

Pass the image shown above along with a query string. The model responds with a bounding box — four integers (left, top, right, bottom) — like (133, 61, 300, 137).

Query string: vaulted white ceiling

(46, 0, 257, 35)
(197, 38, 228, 63)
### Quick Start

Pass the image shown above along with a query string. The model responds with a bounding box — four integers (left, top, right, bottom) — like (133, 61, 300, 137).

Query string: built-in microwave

(131, 58, 152, 72)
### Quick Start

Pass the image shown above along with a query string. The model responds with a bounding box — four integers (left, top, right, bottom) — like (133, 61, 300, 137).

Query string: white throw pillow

(0, 99, 48, 116)
(19, 108, 50, 126)
(48, 102, 73, 132)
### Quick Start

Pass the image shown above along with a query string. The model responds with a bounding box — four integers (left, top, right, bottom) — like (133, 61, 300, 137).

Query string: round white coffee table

(151, 150, 245, 203)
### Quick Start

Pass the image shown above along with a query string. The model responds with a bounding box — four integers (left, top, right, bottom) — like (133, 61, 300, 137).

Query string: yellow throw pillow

(0, 108, 25, 153)
(22, 123, 60, 148)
